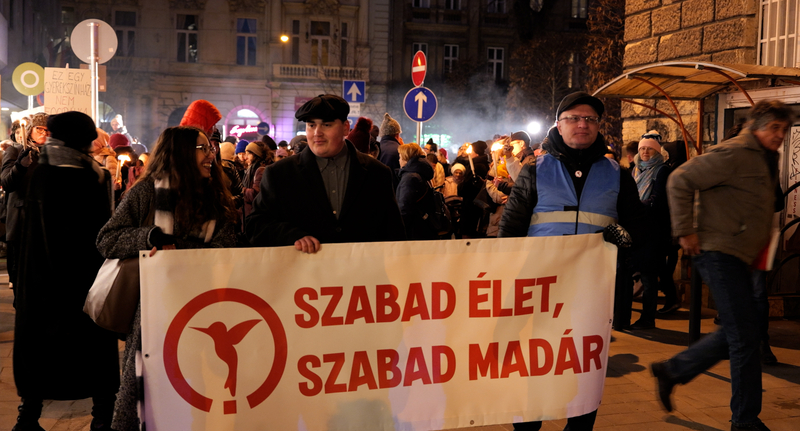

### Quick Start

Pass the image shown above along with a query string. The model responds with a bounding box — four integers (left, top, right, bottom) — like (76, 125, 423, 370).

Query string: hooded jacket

(499, 126, 644, 240)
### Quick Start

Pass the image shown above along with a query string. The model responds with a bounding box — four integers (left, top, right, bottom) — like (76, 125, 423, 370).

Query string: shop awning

(593, 61, 800, 101)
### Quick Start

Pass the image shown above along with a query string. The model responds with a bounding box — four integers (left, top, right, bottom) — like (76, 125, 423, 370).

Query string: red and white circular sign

(412, 51, 427, 87)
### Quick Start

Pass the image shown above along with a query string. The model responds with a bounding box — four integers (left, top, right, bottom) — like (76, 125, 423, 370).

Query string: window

(445, 0, 461, 9)
(444, 44, 458, 74)
(488, 47, 504, 81)
(413, 0, 430, 7)
(236, 18, 257, 66)
(62, 6, 76, 26)
(487, 0, 506, 13)
(291, 20, 300, 64)
(340, 23, 348, 66)
(176, 14, 198, 63)
(114, 11, 136, 57)
(758, 0, 798, 67)
(413, 42, 428, 57)
(310, 21, 330, 66)
(571, 0, 588, 19)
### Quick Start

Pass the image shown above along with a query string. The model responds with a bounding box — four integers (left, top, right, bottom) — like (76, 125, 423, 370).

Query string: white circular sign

(71, 19, 118, 64)
(20, 70, 40, 89)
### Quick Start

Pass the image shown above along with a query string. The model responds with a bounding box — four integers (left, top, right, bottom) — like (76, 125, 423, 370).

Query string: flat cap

(556, 91, 605, 118)
(295, 94, 349, 122)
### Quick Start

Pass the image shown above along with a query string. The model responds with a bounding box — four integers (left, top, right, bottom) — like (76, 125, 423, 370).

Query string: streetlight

(280, 35, 289, 43)
(527, 120, 542, 136)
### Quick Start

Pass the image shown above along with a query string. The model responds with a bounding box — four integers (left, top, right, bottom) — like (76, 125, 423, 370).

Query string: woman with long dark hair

(96, 126, 237, 431)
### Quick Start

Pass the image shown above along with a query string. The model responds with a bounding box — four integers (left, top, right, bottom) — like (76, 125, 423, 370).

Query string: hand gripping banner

(140, 234, 617, 430)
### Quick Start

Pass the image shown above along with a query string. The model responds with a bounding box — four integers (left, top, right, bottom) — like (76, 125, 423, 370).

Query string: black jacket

(246, 140, 406, 246)
(1, 144, 40, 243)
(397, 156, 437, 240)
(499, 127, 645, 240)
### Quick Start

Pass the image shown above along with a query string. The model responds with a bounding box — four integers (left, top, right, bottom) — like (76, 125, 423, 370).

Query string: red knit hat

(109, 133, 130, 149)
(180, 100, 221, 135)
(346, 117, 373, 153)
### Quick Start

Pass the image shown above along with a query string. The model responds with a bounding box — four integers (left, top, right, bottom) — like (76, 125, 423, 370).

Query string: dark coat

(13, 159, 119, 400)
(397, 156, 437, 240)
(1, 143, 40, 243)
(246, 140, 405, 246)
(378, 136, 401, 172)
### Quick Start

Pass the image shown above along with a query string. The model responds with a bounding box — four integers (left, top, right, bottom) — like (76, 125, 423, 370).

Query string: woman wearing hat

(96, 126, 237, 431)
(242, 140, 273, 223)
(13, 111, 118, 431)
(630, 133, 679, 329)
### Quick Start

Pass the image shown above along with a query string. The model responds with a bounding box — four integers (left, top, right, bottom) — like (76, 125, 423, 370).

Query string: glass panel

(788, 36, 796, 67)
(127, 31, 135, 56)
(321, 39, 329, 65)
(247, 37, 256, 65)
(177, 14, 197, 30)
(769, 2, 777, 38)
(761, 4, 768, 39)
(115, 11, 136, 27)
(779, 0, 787, 35)
(188, 33, 198, 62)
(312, 39, 319, 64)
(778, 38, 785, 66)
(292, 20, 300, 35)
(292, 38, 299, 64)
(340, 39, 347, 66)
(789, 0, 797, 34)
(178, 33, 186, 61)
(237, 18, 256, 33)
(310, 21, 330, 36)
(237, 36, 245, 65)
(342, 23, 348, 38)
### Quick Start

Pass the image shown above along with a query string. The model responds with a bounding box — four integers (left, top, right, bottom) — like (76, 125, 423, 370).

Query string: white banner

(141, 234, 617, 431)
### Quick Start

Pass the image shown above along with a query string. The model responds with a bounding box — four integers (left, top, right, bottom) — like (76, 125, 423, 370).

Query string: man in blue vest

(499, 92, 644, 431)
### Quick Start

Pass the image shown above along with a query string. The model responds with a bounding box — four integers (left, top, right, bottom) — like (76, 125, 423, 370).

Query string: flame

(118, 155, 131, 163)
(466, 145, 473, 154)
(19, 118, 27, 126)
(491, 142, 504, 152)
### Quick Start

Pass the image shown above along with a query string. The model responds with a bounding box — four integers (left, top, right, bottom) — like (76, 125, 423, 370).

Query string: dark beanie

(47, 111, 98, 150)
(347, 117, 373, 153)
(261, 135, 277, 151)
(510, 131, 531, 146)
(471, 140, 487, 156)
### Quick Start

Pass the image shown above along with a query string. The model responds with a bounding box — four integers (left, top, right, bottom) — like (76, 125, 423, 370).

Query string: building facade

(1, 0, 391, 146)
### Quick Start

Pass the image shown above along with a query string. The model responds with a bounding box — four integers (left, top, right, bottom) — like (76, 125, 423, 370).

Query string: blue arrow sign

(403, 86, 437, 123)
(257, 122, 270, 135)
(343, 80, 366, 104)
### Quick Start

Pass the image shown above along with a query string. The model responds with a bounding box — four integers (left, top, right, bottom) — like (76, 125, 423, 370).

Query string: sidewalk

(1, 274, 798, 430)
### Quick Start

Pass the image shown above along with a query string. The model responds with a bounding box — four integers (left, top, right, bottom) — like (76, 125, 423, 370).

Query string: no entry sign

(412, 51, 427, 87)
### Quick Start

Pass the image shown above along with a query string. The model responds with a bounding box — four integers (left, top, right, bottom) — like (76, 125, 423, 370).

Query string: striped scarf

(153, 177, 216, 242)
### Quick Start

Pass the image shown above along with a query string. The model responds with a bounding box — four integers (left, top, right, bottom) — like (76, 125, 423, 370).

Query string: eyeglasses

(196, 144, 217, 156)
(33, 126, 48, 133)
(641, 133, 662, 142)
(558, 115, 600, 125)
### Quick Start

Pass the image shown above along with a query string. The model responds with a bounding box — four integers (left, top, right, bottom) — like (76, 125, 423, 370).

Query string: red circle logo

(163, 288, 287, 414)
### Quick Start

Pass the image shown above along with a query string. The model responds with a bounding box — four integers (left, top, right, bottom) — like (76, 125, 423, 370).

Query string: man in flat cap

(499, 92, 645, 431)
(246, 94, 405, 251)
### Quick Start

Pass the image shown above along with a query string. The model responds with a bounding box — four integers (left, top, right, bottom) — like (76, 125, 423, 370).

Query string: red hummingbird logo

(191, 319, 261, 396)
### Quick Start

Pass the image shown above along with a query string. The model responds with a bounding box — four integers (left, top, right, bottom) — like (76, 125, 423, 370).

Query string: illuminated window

(176, 14, 198, 63)
(758, 0, 799, 67)
(114, 11, 136, 57)
(571, 0, 588, 19)
(237, 18, 257, 66)
(413, 42, 428, 57)
(310, 21, 330, 66)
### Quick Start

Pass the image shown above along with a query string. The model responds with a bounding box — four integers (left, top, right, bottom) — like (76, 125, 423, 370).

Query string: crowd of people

(1, 91, 790, 431)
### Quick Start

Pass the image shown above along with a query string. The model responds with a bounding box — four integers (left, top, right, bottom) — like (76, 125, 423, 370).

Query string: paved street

(0, 268, 798, 431)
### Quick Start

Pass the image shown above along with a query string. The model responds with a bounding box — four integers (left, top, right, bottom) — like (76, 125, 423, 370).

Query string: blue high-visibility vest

(527, 154, 620, 237)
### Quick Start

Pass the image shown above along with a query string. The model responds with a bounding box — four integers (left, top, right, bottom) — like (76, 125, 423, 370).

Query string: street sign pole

(90, 21, 99, 126)
(417, 122, 422, 146)
(28, 96, 33, 110)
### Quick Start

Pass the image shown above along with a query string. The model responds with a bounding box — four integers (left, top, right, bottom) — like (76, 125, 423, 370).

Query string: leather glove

(148, 227, 176, 249)
(18, 147, 32, 167)
(602, 223, 632, 248)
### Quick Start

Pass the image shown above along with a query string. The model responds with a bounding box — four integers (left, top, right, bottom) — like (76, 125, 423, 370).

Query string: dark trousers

(513, 409, 598, 431)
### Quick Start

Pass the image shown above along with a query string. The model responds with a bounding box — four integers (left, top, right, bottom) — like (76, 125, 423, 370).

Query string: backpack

(414, 175, 452, 235)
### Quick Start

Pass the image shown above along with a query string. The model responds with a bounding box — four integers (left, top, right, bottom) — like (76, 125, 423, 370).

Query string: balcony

(408, 7, 467, 25)
(105, 56, 161, 72)
(273, 64, 369, 81)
